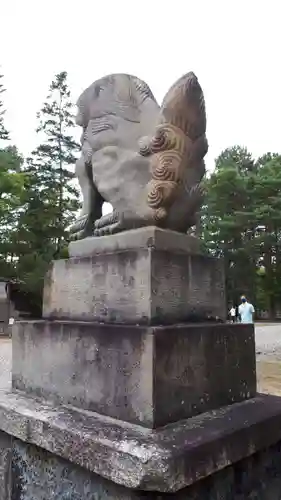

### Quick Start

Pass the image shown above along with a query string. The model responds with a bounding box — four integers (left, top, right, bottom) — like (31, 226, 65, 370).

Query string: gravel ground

(0, 338, 11, 390)
(255, 323, 281, 360)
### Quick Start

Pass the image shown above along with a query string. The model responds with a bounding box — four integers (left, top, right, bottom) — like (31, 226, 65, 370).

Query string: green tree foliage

(0, 72, 25, 279)
(202, 147, 281, 317)
(0, 147, 25, 279)
(202, 147, 256, 305)
(34, 71, 79, 247)
(252, 154, 281, 316)
(0, 73, 9, 141)
(13, 71, 79, 309)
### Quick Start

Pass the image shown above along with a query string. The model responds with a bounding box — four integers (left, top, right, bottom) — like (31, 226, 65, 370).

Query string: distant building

(6, 280, 42, 319)
(0, 279, 13, 335)
(0, 278, 42, 335)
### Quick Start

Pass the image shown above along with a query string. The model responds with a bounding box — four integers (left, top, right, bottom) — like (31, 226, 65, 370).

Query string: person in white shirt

(238, 296, 255, 324)
(229, 306, 236, 323)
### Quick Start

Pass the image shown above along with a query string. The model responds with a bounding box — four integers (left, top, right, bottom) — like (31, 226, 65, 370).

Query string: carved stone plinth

(43, 227, 225, 324)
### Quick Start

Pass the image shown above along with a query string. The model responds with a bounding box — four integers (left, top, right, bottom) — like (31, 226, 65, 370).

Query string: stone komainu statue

(70, 72, 208, 239)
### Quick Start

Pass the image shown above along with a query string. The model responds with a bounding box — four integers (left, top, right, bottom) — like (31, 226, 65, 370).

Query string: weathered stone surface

(69, 226, 200, 258)
(70, 72, 208, 239)
(0, 431, 11, 500)
(8, 435, 281, 499)
(13, 321, 256, 427)
(12, 439, 139, 500)
(0, 390, 281, 492)
(43, 228, 225, 324)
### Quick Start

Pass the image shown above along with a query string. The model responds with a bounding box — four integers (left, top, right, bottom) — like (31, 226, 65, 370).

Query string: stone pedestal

(1, 227, 281, 498)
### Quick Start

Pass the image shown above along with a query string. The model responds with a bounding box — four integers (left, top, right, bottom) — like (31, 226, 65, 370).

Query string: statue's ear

(130, 76, 158, 105)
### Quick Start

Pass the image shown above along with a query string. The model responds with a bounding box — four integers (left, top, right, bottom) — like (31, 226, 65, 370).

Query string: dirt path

(257, 359, 281, 395)
(0, 338, 11, 390)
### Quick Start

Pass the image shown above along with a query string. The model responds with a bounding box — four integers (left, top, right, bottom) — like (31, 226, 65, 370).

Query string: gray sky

(1, 0, 281, 173)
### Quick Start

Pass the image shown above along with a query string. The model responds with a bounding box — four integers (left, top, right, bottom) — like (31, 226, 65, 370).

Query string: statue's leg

(69, 157, 104, 239)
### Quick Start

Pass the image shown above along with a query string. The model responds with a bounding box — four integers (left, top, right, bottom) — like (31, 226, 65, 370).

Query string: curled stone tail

(140, 71, 208, 224)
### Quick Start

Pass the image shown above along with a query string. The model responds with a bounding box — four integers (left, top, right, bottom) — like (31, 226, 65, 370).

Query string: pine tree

(0, 71, 25, 277)
(21, 71, 79, 249)
(251, 154, 281, 317)
(14, 71, 80, 309)
(0, 72, 9, 141)
(0, 71, 24, 226)
(201, 147, 281, 318)
(201, 146, 257, 306)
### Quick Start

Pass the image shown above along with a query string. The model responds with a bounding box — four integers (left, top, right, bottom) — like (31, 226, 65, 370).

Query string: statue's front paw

(69, 214, 94, 240)
(93, 211, 122, 236)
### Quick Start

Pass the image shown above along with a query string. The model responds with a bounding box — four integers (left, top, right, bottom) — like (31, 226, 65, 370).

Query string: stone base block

(1, 391, 281, 496)
(6, 432, 281, 499)
(43, 227, 225, 324)
(12, 320, 256, 428)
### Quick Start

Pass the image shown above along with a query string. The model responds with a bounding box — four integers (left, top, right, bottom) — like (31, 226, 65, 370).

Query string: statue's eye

(94, 85, 100, 98)
(94, 85, 104, 98)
